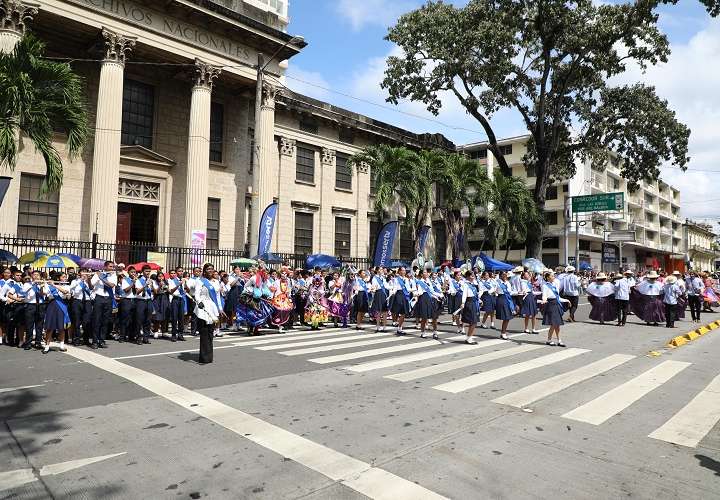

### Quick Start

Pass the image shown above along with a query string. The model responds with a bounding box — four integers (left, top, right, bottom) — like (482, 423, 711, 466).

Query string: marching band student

(190, 263, 224, 364)
(429, 272, 445, 337)
(134, 265, 154, 344)
(117, 267, 137, 343)
(458, 270, 481, 344)
(446, 270, 464, 334)
(519, 271, 539, 334)
(0, 267, 11, 344)
(560, 266, 580, 322)
(369, 267, 390, 333)
(495, 271, 516, 340)
(541, 270, 570, 346)
(167, 269, 187, 341)
(23, 270, 49, 350)
(1, 269, 25, 347)
(389, 267, 413, 335)
(353, 269, 371, 330)
(224, 266, 243, 330)
(69, 269, 93, 345)
(414, 269, 440, 339)
(663, 275, 683, 328)
(586, 273, 617, 325)
(685, 270, 704, 322)
(90, 261, 117, 349)
(42, 273, 71, 354)
(479, 271, 497, 329)
(614, 270, 634, 327)
(152, 273, 170, 338)
(510, 266, 524, 312)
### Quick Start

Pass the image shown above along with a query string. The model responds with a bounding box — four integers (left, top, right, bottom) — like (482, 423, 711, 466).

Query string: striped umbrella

(30, 254, 79, 269)
(79, 258, 106, 270)
(18, 250, 50, 264)
(57, 252, 83, 264)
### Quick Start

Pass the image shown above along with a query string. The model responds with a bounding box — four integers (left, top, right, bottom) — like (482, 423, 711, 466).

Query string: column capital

(101, 28, 136, 64)
(279, 137, 296, 157)
(0, 0, 38, 35)
(356, 160, 369, 174)
(261, 81, 280, 108)
(194, 58, 221, 89)
(321, 147, 335, 165)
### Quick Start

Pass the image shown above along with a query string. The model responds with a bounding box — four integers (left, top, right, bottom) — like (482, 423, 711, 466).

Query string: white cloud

(334, 0, 415, 31)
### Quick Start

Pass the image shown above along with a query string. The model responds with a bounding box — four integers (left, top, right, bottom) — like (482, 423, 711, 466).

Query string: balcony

(660, 225, 672, 235)
(591, 173, 606, 191)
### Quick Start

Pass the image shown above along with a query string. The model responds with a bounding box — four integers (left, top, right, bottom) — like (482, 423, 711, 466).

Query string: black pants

(169, 297, 184, 336)
(24, 302, 46, 345)
(70, 298, 93, 343)
(198, 318, 214, 363)
(135, 300, 152, 340)
(563, 295, 579, 320)
(616, 299, 629, 325)
(92, 295, 112, 345)
(5, 303, 24, 346)
(688, 295, 702, 321)
(665, 303, 676, 328)
(118, 299, 136, 340)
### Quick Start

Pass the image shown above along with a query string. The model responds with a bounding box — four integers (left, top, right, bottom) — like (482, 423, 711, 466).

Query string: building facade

(0, 0, 452, 262)
(458, 135, 685, 271)
(683, 220, 717, 272)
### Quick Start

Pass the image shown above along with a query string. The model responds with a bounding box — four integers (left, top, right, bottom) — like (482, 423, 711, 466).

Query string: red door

(116, 203, 131, 264)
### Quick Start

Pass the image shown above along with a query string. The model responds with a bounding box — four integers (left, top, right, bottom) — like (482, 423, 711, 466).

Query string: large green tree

(0, 35, 88, 193)
(382, 0, 717, 259)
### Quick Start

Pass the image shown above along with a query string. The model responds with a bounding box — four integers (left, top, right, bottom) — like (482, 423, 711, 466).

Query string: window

(209, 102, 224, 163)
(369, 220, 382, 256)
(498, 144, 513, 155)
(525, 165, 536, 177)
(299, 120, 318, 134)
(294, 212, 313, 254)
(339, 129, 354, 144)
(248, 128, 254, 173)
(435, 184, 445, 207)
(562, 184, 569, 193)
(544, 237, 560, 248)
(370, 169, 377, 195)
(546, 185, 558, 200)
(206, 198, 220, 249)
(399, 225, 414, 261)
(613, 178, 620, 190)
(121, 79, 154, 148)
(544, 211, 558, 226)
(296, 143, 315, 183)
(469, 148, 487, 160)
(17, 174, 58, 239)
(335, 153, 352, 190)
(334, 217, 351, 257)
(433, 221, 446, 262)
(579, 240, 591, 251)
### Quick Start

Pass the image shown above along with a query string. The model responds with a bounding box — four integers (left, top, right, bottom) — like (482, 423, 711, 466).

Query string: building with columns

(0, 0, 453, 261)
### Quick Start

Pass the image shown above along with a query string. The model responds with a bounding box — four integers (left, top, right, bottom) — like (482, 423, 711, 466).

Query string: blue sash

(547, 283, 565, 313)
(199, 277, 222, 309)
(452, 280, 462, 292)
(470, 283, 480, 308)
(397, 277, 411, 300)
(172, 278, 188, 314)
(138, 277, 153, 299)
(10, 282, 25, 297)
(498, 281, 515, 311)
(416, 279, 432, 295)
(32, 284, 43, 303)
(49, 285, 71, 326)
(101, 273, 117, 308)
(481, 280, 493, 294)
(356, 278, 369, 299)
(80, 281, 91, 300)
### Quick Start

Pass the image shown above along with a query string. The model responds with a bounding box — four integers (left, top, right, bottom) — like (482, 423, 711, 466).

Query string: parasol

(522, 258, 545, 274)
(79, 258, 106, 270)
(129, 261, 162, 271)
(0, 249, 17, 263)
(30, 254, 79, 269)
(229, 257, 258, 269)
(305, 254, 341, 269)
(18, 250, 50, 264)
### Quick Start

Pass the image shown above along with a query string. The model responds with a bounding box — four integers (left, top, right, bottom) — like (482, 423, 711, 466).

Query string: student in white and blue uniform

(495, 271, 516, 340)
(90, 261, 117, 349)
(460, 271, 482, 344)
(519, 271, 539, 334)
(117, 267, 137, 343)
(479, 271, 497, 329)
(446, 270, 464, 332)
(0, 269, 26, 347)
(168, 268, 187, 342)
(23, 270, 49, 350)
(353, 270, 371, 330)
(389, 267, 413, 335)
(69, 269, 94, 346)
(134, 265, 155, 344)
(541, 270, 571, 346)
(370, 267, 390, 332)
(414, 269, 443, 339)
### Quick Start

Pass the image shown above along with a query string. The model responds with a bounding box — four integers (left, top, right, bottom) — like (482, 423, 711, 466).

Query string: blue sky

(285, 0, 720, 222)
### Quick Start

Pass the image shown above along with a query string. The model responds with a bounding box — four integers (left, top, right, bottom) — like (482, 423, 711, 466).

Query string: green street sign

(572, 192, 624, 213)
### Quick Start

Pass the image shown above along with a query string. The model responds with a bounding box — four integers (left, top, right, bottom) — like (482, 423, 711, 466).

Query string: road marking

(257, 331, 394, 350)
(433, 348, 589, 394)
(0, 453, 126, 492)
(279, 336, 412, 356)
(309, 339, 443, 365)
(387, 344, 544, 383)
(345, 336, 522, 373)
(63, 347, 446, 500)
(113, 345, 238, 360)
(0, 384, 45, 394)
(214, 326, 351, 344)
(648, 373, 720, 447)
(492, 354, 636, 408)
(562, 360, 691, 425)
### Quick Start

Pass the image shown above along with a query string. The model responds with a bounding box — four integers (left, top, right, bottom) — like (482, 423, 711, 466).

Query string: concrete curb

(667, 320, 720, 347)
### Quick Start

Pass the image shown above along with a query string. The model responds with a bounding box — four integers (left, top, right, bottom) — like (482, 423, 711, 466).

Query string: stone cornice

(0, 0, 38, 35)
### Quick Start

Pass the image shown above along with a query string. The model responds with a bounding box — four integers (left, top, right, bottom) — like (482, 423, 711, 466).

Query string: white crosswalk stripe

(433, 348, 590, 394)
(386, 344, 545, 382)
(309, 339, 444, 364)
(257, 331, 395, 351)
(492, 354, 636, 408)
(215, 327, 352, 345)
(648, 373, 720, 447)
(279, 336, 414, 356)
(562, 360, 691, 425)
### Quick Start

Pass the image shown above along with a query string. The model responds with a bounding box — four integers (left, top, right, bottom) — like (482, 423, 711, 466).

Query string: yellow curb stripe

(666, 319, 719, 348)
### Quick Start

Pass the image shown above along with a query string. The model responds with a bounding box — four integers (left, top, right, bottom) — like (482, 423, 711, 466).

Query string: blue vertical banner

(257, 202, 278, 256)
(416, 225, 431, 254)
(373, 221, 399, 267)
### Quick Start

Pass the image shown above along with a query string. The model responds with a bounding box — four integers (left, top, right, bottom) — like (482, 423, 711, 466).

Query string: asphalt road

(2, 299, 720, 500)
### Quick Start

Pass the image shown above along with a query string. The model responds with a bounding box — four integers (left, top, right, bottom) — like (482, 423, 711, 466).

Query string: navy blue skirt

(353, 292, 369, 313)
(461, 299, 479, 325)
(481, 292, 496, 313)
(433, 298, 443, 320)
(447, 293, 461, 315)
(390, 292, 410, 316)
(520, 293, 538, 317)
(44, 300, 68, 332)
(414, 294, 435, 320)
(495, 295, 514, 321)
(370, 289, 389, 315)
(152, 293, 170, 321)
(588, 295, 617, 322)
(542, 299, 564, 326)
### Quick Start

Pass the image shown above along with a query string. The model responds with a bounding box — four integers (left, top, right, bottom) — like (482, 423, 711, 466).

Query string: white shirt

(70, 278, 95, 300)
(91, 272, 117, 297)
(135, 276, 155, 300)
(614, 278, 632, 301)
(541, 282, 564, 302)
(193, 278, 221, 323)
(686, 277, 704, 296)
(22, 282, 50, 303)
(119, 276, 136, 300)
(561, 274, 580, 296)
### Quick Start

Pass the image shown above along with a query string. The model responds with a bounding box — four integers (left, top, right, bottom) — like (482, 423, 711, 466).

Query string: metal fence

(0, 235, 372, 271)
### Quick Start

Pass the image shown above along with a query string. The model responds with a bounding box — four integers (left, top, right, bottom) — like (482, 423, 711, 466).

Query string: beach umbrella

(579, 261, 593, 271)
(79, 258, 106, 270)
(522, 258, 545, 274)
(18, 250, 49, 264)
(229, 257, 257, 269)
(253, 252, 283, 264)
(56, 252, 83, 264)
(0, 249, 17, 263)
(305, 254, 341, 269)
(129, 261, 162, 271)
(31, 254, 79, 269)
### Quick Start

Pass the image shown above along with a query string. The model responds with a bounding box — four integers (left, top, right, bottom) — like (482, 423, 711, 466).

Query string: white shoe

(523, 329, 529, 333)
(501, 333, 509, 340)
(59, 343, 67, 352)
(480, 324, 487, 329)
(153, 331, 159, 339)
(531, 329, 540, 334)
(490, 323, 496, 329)
(43, 345, 50, 354)
(465, 337, 477, 345)
(420, 331, 427, 338)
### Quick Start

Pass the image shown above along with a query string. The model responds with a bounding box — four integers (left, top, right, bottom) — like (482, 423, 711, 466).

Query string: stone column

(0, 1, 37, 235)
(249, 82, 279, 255)
(183, 58, 220, 246)
(88, 28, 135, 241)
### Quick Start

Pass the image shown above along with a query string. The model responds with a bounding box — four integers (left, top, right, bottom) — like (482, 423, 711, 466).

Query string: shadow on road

(696, 454, 720, 476)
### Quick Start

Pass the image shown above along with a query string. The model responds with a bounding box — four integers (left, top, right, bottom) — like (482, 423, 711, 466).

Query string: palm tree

(484, 175, 540, 259)
(0, 35, 89, 193)
(434, 153, 492, 260)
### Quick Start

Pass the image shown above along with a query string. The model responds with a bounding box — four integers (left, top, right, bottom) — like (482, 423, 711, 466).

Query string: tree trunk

(526, 157, 551, 259)
(504, 243, 511, 262)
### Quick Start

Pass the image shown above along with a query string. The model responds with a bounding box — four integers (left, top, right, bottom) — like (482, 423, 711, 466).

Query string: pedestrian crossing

(225, 323, 720, 449)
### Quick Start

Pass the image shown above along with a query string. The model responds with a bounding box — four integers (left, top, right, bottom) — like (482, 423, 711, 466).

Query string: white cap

(565, 266, 575, 272)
